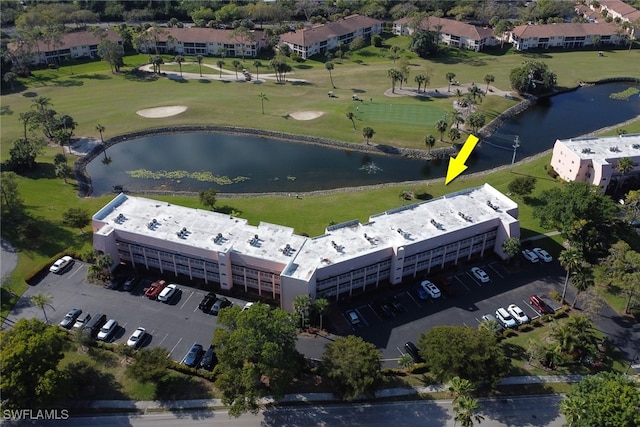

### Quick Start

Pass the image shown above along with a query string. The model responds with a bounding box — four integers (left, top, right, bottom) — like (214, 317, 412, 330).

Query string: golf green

(350, 102, 447, 126)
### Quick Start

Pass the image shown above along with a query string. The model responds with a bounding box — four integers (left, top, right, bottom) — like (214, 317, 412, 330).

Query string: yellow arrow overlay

(445, 134, 479, 185)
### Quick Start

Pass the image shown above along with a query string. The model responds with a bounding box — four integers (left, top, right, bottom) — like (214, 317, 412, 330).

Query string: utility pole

(511, 135, 520, 170)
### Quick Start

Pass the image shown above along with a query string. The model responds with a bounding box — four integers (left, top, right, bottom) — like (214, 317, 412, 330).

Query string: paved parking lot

(6, 262, 251, 363)
(328, 258, 567, 367)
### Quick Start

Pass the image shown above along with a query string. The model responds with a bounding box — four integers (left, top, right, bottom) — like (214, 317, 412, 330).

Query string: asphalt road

(2, 395, 565, 427)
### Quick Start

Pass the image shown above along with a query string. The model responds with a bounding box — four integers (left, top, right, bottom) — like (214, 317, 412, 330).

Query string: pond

(86, 82, 640, 196)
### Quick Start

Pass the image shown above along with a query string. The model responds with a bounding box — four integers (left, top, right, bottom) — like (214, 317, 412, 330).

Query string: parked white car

(495, 307, 517, 329)
(97, 319, 118, 341)
(533, 248, 553, 263)
(471, 267, 490, 283)
(420, 280, 441, 298)
(126, 327, 147, 349)
(49, 256, 73, 274)
(507, 304, 530, 325)
(157, 284, 178, 303)
(521, 249, 539, 263)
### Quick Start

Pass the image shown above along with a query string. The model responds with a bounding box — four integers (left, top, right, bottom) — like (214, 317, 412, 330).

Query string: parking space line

(169, 337, 184, 360)
(466, 272, 483, 287)
(487, 263, 505, 279)
(67, 265, 82, 280)
(158, 333, 169, 347)
(367, 304, 382, 322)
(180, 291, 195, 309)
(523, 300, 540, 317)
(406, 292, 421, 307)
(454, 275, 471, 291)
(355, 308, 369, 327)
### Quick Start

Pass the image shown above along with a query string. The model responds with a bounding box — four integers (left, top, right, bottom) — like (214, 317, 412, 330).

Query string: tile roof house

(598, 0, 640, 24)
(278, 14, 383, 59)
(392, 16, 497, 51)
(509, 22, 626, 50)
(575, 3, 603, 23)
(8, 29, 122, 65)
(551, 134, 640, 192)
(138, 27, 268, 58)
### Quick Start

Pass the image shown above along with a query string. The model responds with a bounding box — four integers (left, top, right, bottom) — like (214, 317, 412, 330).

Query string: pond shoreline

(74, 77, 640, 198)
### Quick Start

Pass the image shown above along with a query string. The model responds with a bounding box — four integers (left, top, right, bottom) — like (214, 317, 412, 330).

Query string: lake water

(87, 82, 640, 195)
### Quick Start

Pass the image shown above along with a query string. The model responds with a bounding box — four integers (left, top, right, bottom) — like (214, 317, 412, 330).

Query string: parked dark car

(106, 275, 127, 290)
(385, 296, 405, 312)
(184, 343, 203, 368)
(374, 300, 393, 318)
(198, 292, 217, 312)
(411, 285, 429, 301)
(199, 346, 217, 371)
(123, 275, 142, 292)
(210, 297, 232, 315)
(404, 341, 424, 363)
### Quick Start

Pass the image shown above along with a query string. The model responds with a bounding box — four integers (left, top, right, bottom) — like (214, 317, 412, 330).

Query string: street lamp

(511, 135, 520, 170)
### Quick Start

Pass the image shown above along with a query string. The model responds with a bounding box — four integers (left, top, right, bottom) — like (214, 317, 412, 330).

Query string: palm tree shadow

(216, 205, 241, 216)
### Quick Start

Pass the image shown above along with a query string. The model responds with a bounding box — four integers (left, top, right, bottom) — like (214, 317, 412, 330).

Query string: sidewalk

(69, 375, 588, 412)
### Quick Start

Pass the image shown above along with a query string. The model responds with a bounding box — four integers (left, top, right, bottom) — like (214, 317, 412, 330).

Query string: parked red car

(145, 279, 167, 299)
(529, 295, 554, 315)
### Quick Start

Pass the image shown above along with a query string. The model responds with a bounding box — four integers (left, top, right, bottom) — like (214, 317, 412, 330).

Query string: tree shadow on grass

(123, 70, 159, 83)
(523, 196, 544, 207)
(71, 73, 112, 80)
(63, 360, 128, 400)
(198, 79, 211, 83)
(155, 373, 212, 400)
(415, 192, 433, 201)
(54, 79, 84, 87)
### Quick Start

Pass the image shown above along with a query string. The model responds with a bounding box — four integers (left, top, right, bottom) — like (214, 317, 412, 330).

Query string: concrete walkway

(70, 375, 587, 412)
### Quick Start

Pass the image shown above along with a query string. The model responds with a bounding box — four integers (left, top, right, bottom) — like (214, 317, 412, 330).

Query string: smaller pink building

(550, 134, 640, 191)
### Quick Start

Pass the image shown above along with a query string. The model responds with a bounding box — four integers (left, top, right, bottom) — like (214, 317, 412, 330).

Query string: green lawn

(2, 39, 640, 317)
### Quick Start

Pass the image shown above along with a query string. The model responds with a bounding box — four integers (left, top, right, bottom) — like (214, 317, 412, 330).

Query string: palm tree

(453, 395, 484, 427)
(387, 68, 401, 93)
(446, 72, 456, 92)
(253, 60, 262, 82)
(448, 127, 461, 143)
(31, 293, 53, 324)
(153, 55, 164, 74)
(425, 134, 436, 153)
(478, 318, 502, 336)
(293, 295, 311, 329)
(452, 110, 464, 129)
(455, 88, 463, 102)
(96, 124, 105, 144)
(325, 61, 335, 88)
(414, 74, 426, 92)
(173, 55, 184, 76)
(502, 237, 521, 263)
(195, 54, 203, 77)
(571, 266, 594, 308)
(346, 112, 356, 130)
(314, 298, 329, 330)
(398, 353, 414, 370)
(615, 157, 633, 193)
(232, 60, 241, 80)
(559, 247, 584, 303)
(448, 376, 474, 403)
(483, 74, 495, 94)
(216, 60, 225, 78)
(389, 45, 400, 63)
(468, 85, 484, 103)
(362, 127, 375, 144)
(435, 119, 448, 141)
(258, 92, 268, 115)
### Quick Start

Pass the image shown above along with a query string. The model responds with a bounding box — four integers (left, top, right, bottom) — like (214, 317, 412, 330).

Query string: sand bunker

(137, 105, 188, 118)
(289, 111, 324, 120)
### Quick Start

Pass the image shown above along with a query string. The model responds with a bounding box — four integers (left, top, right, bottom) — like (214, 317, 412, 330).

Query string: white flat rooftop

(283, 184, 518, 280)
(94, 194, 306, 263)
(557, 133, 640, 160)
